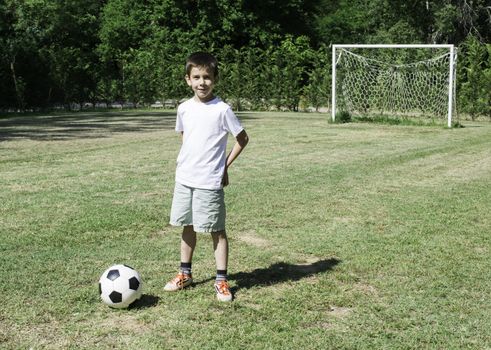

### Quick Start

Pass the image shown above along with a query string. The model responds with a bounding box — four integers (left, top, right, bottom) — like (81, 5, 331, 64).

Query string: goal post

(331, 44, 457, 127)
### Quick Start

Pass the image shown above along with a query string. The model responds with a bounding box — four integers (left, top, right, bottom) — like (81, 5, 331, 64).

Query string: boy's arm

(222, 129, 249, 187)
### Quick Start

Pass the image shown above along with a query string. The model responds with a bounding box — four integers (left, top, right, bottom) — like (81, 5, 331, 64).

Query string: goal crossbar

(331, 44, 456, 127)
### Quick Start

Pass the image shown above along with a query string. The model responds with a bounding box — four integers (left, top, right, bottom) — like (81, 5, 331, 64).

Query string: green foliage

(352, 115, 445, 127)
(335, 111, 352, 123)
(268, 35, 314, 111)
(313, 0, 372, 45)
(217, 46, 270, 111)
(370, 20, 421, 45)
(0, 0, 56, 108)
(303, 46, 331, 111)
(434, 4, 459, 42)
(457, 35, 491, 119)
(0, 0, 489, 113)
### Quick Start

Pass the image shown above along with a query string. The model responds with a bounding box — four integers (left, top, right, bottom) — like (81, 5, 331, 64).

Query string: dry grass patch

(237, 230, 271, 248)
(327, 305, 353, 318)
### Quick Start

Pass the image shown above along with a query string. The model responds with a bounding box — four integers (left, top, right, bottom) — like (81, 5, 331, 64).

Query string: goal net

(331, 44, 457, 126)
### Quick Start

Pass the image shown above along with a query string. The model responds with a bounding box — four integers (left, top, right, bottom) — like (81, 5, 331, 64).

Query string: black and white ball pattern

(99, 264, 143, 308)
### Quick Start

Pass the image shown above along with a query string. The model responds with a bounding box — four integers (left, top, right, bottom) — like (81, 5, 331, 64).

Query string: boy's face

(185, 66, 216, 103)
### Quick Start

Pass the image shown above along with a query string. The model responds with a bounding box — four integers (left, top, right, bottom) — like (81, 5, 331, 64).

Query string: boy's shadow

(195, 258, 340, 294)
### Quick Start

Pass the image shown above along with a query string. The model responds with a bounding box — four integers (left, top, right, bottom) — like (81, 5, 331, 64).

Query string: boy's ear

(184, 74, 191, 86)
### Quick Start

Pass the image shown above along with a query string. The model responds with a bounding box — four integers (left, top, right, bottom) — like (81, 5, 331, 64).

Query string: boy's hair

(185, 52, 219, 78)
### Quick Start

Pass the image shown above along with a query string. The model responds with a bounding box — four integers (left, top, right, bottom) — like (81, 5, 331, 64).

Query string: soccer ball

(98, 264, 143, 308)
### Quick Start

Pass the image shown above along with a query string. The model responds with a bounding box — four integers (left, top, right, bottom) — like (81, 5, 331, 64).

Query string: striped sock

(216, 269, 227, 282)
(180, 262, 192, 276)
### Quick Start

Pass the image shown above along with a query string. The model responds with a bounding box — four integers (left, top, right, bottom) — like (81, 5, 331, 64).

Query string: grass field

(1, 111, 491, 349)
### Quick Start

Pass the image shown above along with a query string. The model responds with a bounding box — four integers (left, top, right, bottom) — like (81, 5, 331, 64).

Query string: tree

(304, 45, 331, 111)
(0, 0, 488, 112)
(0, 0, 55, 109)
(41, 0, 103, 107)
(457, 35, 491, 119)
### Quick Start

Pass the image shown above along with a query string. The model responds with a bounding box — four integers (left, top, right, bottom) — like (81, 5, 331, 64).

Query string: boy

(165, 52, 249, 302)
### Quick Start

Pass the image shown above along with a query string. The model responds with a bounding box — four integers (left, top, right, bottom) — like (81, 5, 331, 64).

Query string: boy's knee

(182, 225, 196, 238)
(212, 230, 227, 240)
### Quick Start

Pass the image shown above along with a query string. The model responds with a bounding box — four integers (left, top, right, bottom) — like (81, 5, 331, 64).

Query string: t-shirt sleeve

(222, 108, 244, 137)
(175, 108, 184, 132)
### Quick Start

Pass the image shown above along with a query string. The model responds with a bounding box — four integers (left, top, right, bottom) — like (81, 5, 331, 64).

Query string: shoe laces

(173, 272, 190, 283)
(215, 280, 231, 295)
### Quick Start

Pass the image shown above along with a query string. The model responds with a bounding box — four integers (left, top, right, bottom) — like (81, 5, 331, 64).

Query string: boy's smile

(185, 66, 216, 103)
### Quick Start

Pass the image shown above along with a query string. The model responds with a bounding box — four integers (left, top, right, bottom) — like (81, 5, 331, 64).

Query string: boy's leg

(211, 230, 228, 270)
(164, 225, 196, 292)
(181, 225, 197, 263)
(212, 230, 232, 301)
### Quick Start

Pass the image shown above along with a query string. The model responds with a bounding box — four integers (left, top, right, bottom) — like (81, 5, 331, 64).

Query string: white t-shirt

(175, 97, 244, 190)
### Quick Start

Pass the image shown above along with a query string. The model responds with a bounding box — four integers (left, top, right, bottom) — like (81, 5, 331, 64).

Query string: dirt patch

(149, 229, 168, 238)
(6, 317, 70, 349)
(328, 306, 352, 317)
(353, 282, 378, 295)
(97, 312, 151, 334)
(298, 256, 326, 264)
(474, 246, 488, 254)
(443, 154, 491, 183)
(237, 231, 271, 247)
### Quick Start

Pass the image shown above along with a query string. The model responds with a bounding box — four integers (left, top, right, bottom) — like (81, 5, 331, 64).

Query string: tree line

(1, 0, 489, 118)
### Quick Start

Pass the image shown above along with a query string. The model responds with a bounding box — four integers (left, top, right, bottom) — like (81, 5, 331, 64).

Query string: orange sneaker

(164, 272, 193, 291)
(214, 280, 233, 302)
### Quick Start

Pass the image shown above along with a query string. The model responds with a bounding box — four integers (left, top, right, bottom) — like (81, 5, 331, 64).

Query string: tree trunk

(10, 58, 24, 110)
(47, 87, 52, 106)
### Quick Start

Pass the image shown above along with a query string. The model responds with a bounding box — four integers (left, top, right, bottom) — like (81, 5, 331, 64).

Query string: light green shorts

(169, 182, 226, 233)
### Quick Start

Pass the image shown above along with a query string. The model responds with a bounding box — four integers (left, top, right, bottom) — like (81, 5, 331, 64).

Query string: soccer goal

(331, 44, 457, 127)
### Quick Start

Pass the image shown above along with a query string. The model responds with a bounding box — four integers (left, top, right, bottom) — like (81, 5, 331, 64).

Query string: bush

(457, 36, 491, 119)
(336, 111, 352, 123)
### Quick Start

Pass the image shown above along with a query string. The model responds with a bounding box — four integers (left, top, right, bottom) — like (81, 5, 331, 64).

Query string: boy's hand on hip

(222, 167, 229, 187)
(223, 129, 248, 188)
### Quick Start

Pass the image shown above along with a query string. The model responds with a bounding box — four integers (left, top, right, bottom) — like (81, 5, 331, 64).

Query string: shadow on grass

(0, 111, 178, 142)
(129, 294, 160, 309)
(0, 110, 260, 142)
(193, 258, 341, 292)
(228, 258, 341, 293)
